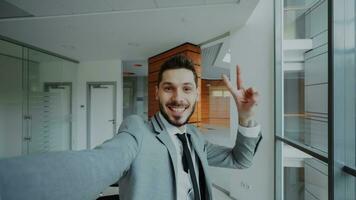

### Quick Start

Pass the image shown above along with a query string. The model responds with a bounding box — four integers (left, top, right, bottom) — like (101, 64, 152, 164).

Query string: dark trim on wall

(0, 35, 79, 63)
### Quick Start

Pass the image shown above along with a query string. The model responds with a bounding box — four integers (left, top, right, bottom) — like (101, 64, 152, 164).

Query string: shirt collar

(158, 112, 187, 136)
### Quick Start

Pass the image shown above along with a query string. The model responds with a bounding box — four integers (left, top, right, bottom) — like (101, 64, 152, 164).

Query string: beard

(159, 100, 196, 127)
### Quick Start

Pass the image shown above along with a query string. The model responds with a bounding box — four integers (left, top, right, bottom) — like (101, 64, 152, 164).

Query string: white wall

(229, 0, 274, 199)
(76, 60, 122, 150)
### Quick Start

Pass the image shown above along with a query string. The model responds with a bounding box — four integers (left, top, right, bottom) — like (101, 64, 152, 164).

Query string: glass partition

(0, 40, 24, 158)
(283, 142, 328, 200)
(26, 49, 75, 153)
(276, 0, 356, 199)
(283, 0, 329, 155)
(0, 38, 78, 158)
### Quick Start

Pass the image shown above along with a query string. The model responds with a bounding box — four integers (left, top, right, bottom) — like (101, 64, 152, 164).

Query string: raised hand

(222, 65, 259, 126)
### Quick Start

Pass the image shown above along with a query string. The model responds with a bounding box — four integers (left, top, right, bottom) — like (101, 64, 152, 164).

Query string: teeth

(171, 107, 185, 112)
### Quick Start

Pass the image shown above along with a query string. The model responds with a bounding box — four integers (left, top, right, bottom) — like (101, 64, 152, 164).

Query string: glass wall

(122, 76, 148, 121)
(0, 38, 78, 158)
(275, 0, 356, 199)
(0, 40, 23, 158)
(332, 0, 356, 198)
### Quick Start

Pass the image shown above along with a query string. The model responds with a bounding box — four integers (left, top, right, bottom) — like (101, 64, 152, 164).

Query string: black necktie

(176, 133, 201, 200)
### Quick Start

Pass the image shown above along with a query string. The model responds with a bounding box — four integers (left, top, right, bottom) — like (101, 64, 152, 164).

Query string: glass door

(0, 40, 24, 158)
(25, 49, 73, 153)
(0, 38, 78, 158)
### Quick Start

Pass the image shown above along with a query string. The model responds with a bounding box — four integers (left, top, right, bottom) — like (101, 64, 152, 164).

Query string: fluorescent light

(222, 52, 231, 63)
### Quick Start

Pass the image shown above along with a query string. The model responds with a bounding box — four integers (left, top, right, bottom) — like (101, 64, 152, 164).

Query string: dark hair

(157, 54, 198, 87)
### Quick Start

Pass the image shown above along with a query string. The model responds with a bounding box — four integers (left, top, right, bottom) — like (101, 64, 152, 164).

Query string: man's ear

(155, 85, 159, 100)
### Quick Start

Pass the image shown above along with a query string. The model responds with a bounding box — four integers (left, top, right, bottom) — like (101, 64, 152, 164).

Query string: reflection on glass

(283, 143, 328, 200)
(0, 40, 23, 158)
(283, 0, 329, 154)
(27, 49, 74, 153)
(123, 76, 148, 121)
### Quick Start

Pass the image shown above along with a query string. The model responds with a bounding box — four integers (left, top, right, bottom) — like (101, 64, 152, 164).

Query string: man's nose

(172, 88, 184, 101)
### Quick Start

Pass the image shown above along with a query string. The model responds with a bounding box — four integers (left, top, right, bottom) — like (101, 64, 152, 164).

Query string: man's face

(156, 68, 199, 127)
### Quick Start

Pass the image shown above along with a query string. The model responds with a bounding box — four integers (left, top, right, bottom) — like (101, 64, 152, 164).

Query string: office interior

(0, 0, 355, 199)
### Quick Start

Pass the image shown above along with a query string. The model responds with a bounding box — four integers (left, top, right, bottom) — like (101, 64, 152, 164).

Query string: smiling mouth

(167, 105, 188, 114)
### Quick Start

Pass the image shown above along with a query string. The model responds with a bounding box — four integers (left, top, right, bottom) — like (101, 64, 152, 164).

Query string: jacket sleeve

(205, 131, 262, 169)
(0, 115, 144, 200)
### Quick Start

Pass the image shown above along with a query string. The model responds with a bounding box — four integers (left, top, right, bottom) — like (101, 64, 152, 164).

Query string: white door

(88, 83, 116, 149)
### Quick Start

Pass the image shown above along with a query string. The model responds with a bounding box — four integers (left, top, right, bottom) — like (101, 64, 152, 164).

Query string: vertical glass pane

(333, 0, 356, 199)
(0, 40, 23, 158)
(27, 49, 74, 153)
(283, 0, 329, 155)
(283, 143, 328, 200)
(122, 76, 148, 121)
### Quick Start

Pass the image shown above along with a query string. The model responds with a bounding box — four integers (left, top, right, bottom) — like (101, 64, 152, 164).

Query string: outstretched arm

(0, 115, 143, 200)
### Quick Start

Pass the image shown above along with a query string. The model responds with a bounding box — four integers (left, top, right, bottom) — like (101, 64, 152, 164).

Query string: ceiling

(0, 0, 259, 78)
(122, 60, 148, 76)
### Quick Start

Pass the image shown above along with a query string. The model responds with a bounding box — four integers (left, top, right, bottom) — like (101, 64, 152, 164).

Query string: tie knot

(176, 133, 187, 143)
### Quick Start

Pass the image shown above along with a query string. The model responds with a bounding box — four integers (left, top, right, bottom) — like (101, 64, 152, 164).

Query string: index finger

(236, 65, 244, 90)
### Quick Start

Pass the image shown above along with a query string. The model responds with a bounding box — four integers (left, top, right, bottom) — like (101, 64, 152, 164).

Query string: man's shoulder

(186, 123, 203, 136)
(118, 115, 149, 133)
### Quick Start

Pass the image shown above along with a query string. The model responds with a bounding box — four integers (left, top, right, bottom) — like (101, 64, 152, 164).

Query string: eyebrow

(161, 82, 195, 86)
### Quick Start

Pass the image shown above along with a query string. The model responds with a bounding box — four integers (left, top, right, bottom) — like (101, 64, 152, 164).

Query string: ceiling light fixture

(222, 52, 231, 63)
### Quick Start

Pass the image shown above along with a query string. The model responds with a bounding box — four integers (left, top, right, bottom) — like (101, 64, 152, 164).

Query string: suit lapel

(150, 113, 178, 187)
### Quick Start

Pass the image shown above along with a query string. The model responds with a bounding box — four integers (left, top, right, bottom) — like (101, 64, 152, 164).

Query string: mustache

(166, 101, 189, 107)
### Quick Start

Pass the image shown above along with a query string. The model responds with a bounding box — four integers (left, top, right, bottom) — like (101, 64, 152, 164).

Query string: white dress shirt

(158, 112, 260, 200)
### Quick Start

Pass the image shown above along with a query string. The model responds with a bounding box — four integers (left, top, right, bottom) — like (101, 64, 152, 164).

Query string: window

(275, 0, 356, 199)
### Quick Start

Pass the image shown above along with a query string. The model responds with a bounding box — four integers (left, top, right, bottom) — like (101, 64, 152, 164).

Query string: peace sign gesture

(222, 65, 259, 125)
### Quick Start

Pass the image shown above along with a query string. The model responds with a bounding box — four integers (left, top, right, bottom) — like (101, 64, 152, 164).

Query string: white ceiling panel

(6, 0, 156, 16)
(206, 0, 238, 4)
(155, 0, 205, 8)
(7, 0, 113, 16)
(0, 0, 260, 61)
(111, 0, 157, 11)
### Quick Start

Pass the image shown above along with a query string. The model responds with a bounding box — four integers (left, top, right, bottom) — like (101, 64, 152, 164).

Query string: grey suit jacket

(0, 113, 262, 200)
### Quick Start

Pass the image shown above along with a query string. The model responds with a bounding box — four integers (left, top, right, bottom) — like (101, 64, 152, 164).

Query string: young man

(0, 55, 262, 200)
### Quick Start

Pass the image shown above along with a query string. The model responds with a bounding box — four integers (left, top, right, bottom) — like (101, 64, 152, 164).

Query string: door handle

(24, 115, 32, 142)
(24, 137, 31, 141)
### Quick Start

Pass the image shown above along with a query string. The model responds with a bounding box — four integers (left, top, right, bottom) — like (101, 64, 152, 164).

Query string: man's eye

(164, 87, 173, 92)
(184, 87, 192, 92)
